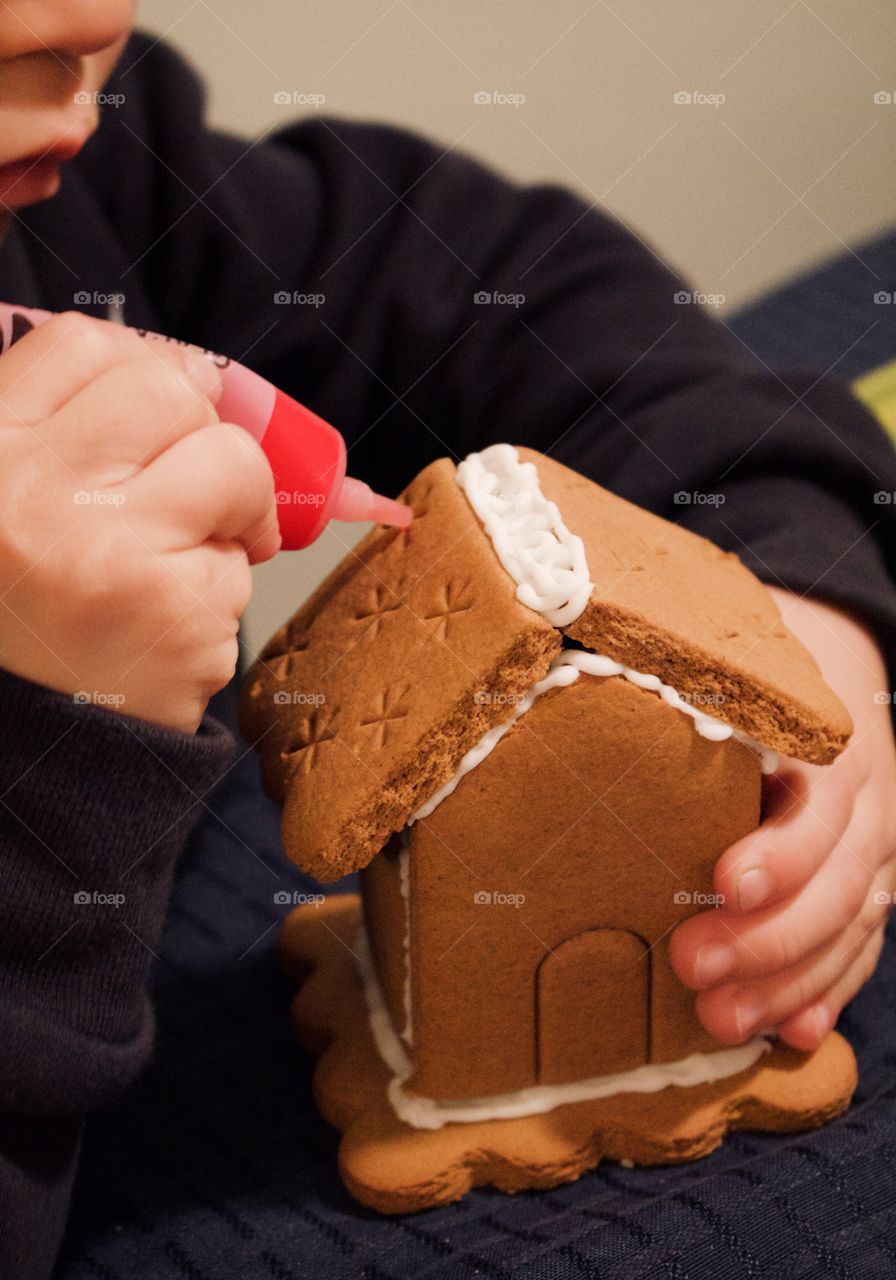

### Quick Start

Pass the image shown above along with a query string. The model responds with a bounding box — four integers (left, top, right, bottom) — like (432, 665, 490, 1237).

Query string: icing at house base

(355, 925, 772, 1132)
(398, 833, 413, 1045)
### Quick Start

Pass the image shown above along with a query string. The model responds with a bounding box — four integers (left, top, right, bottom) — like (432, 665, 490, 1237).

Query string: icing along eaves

(356, 925, 771, 1131)
(411, 649, 778, 825)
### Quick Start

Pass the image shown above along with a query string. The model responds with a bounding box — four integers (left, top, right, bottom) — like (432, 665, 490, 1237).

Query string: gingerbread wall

(386, 674, 760, 1101)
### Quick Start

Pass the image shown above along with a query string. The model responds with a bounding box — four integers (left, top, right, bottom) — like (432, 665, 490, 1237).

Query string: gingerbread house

(239, 445, 858, 1211)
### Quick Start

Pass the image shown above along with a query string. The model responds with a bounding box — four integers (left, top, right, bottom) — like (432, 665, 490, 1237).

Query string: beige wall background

(136, 0, 896, 657)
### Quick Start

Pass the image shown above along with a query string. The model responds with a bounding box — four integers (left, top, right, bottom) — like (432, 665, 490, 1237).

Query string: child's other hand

(0, 312, 280, 732)
(670, 588, 896, 1051)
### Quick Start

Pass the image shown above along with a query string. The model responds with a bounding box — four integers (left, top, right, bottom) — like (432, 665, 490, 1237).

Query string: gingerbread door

(536, 928, 650, 1083)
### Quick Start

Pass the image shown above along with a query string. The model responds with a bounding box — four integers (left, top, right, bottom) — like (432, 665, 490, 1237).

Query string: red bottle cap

(263, 389, 411, 548)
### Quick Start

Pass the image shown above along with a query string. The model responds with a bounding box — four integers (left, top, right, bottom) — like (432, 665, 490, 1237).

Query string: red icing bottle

(0, 302, 412, 549)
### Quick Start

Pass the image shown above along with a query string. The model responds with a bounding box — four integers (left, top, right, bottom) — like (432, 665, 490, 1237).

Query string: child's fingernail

(734, 988, 767, 1038)
(737, 868, 773, 912)
(694, 941, 735, 986)
(804, 1003, 832, 1043)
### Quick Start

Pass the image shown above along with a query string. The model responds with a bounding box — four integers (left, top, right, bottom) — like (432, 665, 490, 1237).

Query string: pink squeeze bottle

(0, 302, 412, 549)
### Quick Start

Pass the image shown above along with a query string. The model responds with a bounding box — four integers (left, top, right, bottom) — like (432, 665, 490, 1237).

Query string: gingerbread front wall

(362, 673, 762, 1102)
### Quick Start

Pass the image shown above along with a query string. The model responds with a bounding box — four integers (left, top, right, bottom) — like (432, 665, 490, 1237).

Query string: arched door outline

(535, 927, 650, 1084)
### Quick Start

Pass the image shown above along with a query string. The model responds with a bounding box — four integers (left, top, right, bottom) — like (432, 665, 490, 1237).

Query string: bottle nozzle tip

(370, 494, 413, 528)
(332, 476, 413, 528)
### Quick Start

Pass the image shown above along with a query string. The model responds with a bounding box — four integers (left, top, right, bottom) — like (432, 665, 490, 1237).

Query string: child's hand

(670, 588, 896, 1050)
(0, 312, 280, 732)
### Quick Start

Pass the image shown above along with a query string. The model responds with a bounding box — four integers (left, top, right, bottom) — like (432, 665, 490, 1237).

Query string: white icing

(410, 650, 778, 826)
(455, 444, 593, 626)
(355, 924, 771, 1131)
(398, 833, 413, 1045)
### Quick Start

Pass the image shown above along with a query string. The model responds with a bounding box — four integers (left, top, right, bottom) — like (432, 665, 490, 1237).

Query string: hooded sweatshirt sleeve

(0, 667, 235, 1280)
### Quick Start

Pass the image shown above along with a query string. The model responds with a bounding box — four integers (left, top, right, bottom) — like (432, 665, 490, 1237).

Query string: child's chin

(0, 157, 63, 209)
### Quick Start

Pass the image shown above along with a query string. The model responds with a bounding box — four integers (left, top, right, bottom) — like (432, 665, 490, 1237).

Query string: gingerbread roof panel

(238, 458, 560, 881)
(516, 448, 851, 763)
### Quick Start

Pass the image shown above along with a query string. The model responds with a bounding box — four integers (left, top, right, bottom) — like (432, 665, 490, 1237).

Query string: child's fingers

(775, 924, 886, 1051)
(123, 421, 279, 562)
(0, 313, 139, 423)
(713, 762, 853, 914)
(671, 824, 877, 990)
(693, 890, 890, 1043)
(37, 353, 221, 474)
(0, 313, 214, 424)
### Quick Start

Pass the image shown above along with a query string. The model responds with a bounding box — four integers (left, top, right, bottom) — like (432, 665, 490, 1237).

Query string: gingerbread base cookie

(280, 897, 858, 1215)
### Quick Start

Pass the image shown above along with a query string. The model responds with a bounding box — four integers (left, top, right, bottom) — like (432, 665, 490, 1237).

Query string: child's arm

(0, 315, 277, 1279)
(670, 590, 896, 1047)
